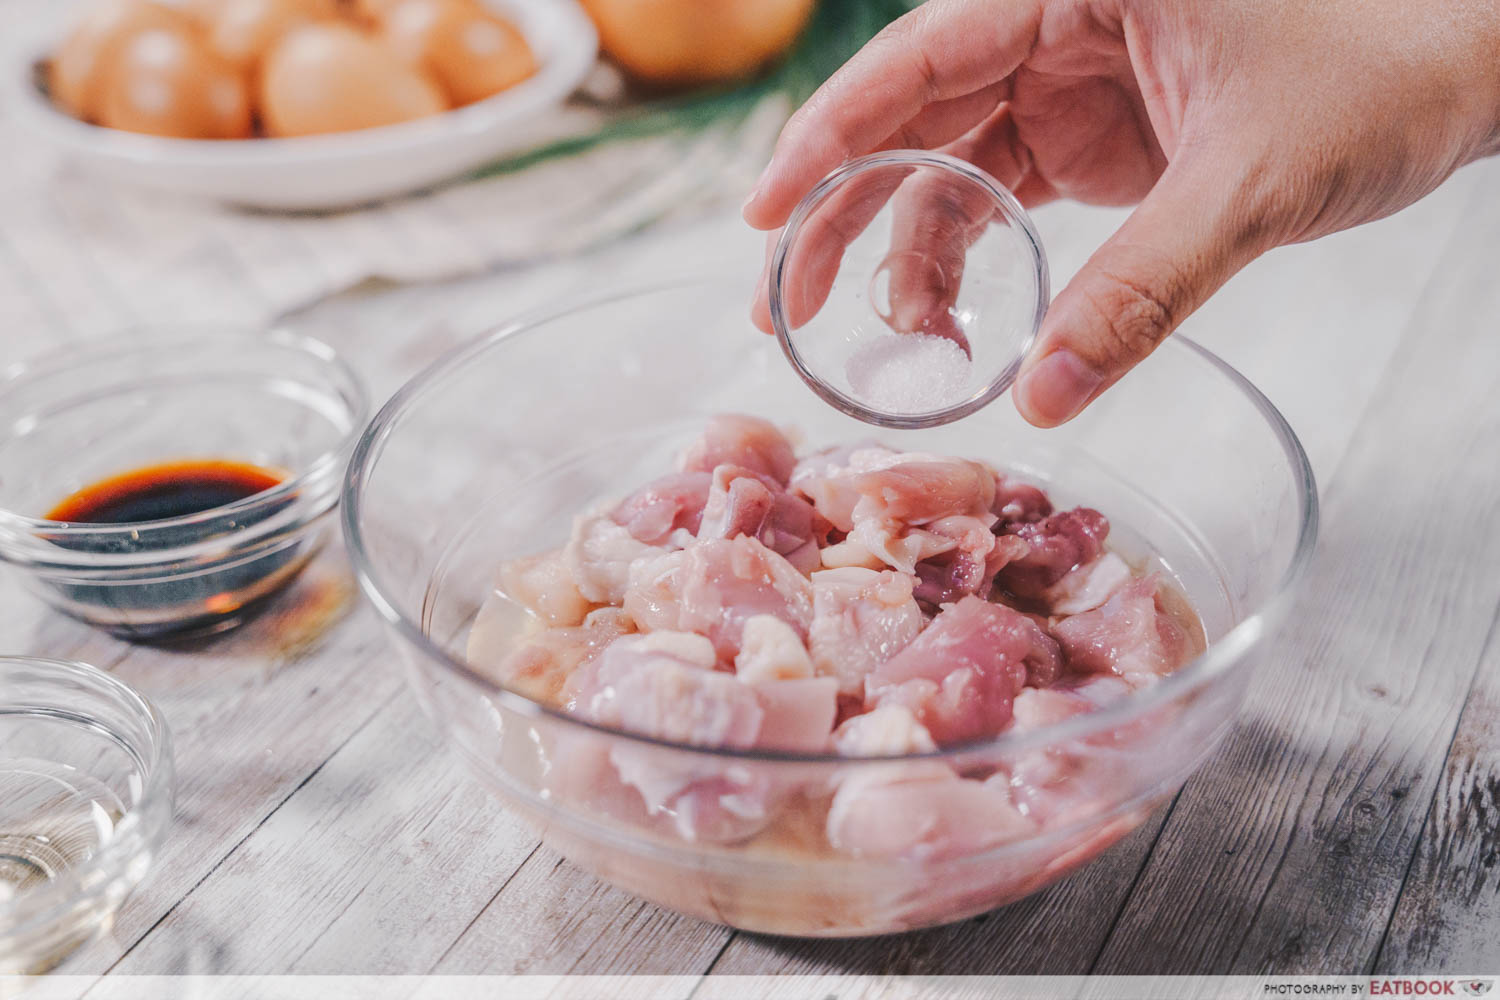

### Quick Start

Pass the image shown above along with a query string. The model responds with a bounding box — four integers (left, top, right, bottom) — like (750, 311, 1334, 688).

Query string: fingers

(1012, 151, 1273, 427)
(878, 107, 1044, 350)
(751, 163, 910, 335)
(743, 0, 1043, 230)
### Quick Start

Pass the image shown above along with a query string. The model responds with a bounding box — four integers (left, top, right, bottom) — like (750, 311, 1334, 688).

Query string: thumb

(1013, 154, 1273, 427)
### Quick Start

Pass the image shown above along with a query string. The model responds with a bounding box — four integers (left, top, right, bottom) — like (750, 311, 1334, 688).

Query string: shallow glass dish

(0, 328, 367, 640)
(344, 277, 1317, 936)
(0, 656, 174, 974)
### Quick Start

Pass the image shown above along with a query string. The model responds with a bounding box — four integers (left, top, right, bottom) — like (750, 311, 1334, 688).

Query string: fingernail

(1015, 350, 1103, 425)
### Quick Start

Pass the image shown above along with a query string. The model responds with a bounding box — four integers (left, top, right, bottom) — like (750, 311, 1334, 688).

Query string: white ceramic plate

(9, 0, 598, 211)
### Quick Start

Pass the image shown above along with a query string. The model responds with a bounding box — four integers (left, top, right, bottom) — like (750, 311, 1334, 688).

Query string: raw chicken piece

(679, 414, 798, 486)
(1009, 676, 1133, 731)
(622, 536, 814, 662)
(789, 443, 896, 530)
(846, 515, 960, 575)
(912, 518, 1029, 606)
(610, 470, 713, 545)
(807, 567, 924, 695)
(754, 676, 839, 752)
(567, 631, 762, 745)
(997, 507, 1110, 599)
(568, 629, 812, 842)
(565, 511, 666, 604)
(848, 458, 996, 526)
(832, 703, 937, 756)
(866, 596, 1064, 744)
(992, 474, 1053, 525)
(697, 464, 825, 573)
(1039, 552, 1133, 615)
(497, 549, 593, 627)
(1051, 576, 1193, 679)
(619, 549, 687, 634)
(627, 765, 782, 842)
(826, 763, 1034, 861)
(1002, 676, 1146, 825)
(481, 607, 633, 703)
(799, 450, 1002, 588)
(735, 614, 814, 683)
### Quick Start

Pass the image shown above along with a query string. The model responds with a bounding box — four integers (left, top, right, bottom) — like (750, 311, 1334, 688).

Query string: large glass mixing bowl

(343, 277, 1317, 936)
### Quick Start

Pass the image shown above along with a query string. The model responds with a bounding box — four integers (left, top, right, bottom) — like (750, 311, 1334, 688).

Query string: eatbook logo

(1462, 982, 1493, 997)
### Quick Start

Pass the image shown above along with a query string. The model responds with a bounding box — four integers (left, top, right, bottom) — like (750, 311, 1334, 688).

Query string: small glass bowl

(769, 150, 1048, 428)
(0, 328, 368, 640)
(0, 656, 174, 974)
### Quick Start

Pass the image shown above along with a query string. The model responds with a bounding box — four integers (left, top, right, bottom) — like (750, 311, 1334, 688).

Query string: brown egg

(49, 0, 193, 121)
(259, 23, 447, 137)
(351, 0, 474, 26)
(182, 0, 229, 24)
(207, 0, 338, 70)
(98, 24, 253, 137)
(380, 0, 535, 105)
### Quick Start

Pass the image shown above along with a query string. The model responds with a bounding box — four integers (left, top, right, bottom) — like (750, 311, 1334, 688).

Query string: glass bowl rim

(341, 275, 1320, 764)
(0, 655, 174, 930)
(0, 327, 369, 564)
(769, 149, 1050, 429)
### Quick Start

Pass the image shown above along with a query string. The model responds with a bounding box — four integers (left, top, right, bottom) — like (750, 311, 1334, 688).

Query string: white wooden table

(3, 152, 1499, 985)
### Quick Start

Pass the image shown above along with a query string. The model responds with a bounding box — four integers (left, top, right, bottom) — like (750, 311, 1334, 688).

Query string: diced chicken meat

(1050, 576, 1194, 679)
(565, 511, 666, 605)
(622, 536, 814, 663)
(997, 507, 1110, 599)
(471, 415, 1205, 874)
(679, 414, 798, 486)
(807, 567, 924, 696)
(826, 763, 1034, 861)
(610, 470, 713, 546)
(1039, 552, 1134, 615)
(735, 614, 815, 683)
(848, 458, 996, 526)
(911, 518, 1029, 606)
(866, 596, 1063, 744)
(483, 607, 633, 703)
(992, 474, 1053, 525)
(753, 676, 839, 752)
(696, 464, 825, 573)
(832, 703, 937, 757)
(497, 549, 594, 627)
(566, 631, 762, 746)
(1002, 676, 1150, 825)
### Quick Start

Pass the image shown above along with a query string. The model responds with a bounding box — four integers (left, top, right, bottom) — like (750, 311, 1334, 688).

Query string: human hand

(745, 0, 1500, 425)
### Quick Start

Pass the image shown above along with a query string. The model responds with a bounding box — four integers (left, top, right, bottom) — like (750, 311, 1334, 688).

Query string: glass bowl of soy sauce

(0, 328, 367, 640)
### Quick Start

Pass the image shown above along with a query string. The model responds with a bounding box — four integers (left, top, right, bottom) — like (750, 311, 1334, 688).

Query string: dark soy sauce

(47, 460, 285, 524)
(42, 459, 304, 641)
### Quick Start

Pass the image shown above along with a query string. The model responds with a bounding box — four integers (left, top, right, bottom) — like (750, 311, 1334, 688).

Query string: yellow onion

(579, 0, 817, 89)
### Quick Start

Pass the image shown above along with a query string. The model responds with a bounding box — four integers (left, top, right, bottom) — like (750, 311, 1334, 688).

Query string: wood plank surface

(1375, 616, 1500, 972)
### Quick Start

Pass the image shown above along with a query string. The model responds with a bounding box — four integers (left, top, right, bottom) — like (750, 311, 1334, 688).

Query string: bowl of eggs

(9, 0, 597, 209)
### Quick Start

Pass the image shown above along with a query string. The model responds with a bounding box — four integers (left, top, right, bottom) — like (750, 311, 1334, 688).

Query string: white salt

(844, 333, 973, 413)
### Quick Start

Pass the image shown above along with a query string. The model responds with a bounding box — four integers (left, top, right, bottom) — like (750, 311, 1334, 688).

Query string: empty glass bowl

(0, 328, 367, 639)
(0, 656, 174, 973)
(344, 277, 1316, 935)
(769, 151, 1048, 428)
